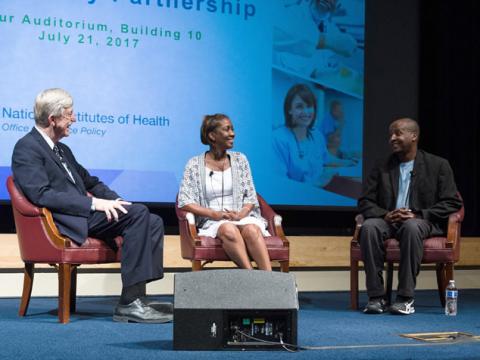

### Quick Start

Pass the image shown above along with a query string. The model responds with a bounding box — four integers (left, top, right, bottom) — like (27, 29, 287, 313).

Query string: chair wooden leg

(386, 262, 394, 305)
(435, 263, 456, 308)
(350, 258, 359, 310)
(192, 260, 202, 271)
(279, 261, 289, 273)
(19, 263, 34, 317)
(444, 263, 455, 308)
(436, 263, 447, 308)
(58, 263, 72, 324)
(70, 266, 78, 313)
(445, 263, 454, 283)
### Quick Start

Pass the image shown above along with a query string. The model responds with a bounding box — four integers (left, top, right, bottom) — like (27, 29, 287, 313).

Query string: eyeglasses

(60, 110, 75, 120)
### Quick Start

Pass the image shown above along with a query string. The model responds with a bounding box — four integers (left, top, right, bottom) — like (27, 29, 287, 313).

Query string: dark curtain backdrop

(419, 0, 480, 235)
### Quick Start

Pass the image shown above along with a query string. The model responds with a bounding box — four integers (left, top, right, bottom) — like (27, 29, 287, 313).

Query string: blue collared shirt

(396, 160, 414, 209)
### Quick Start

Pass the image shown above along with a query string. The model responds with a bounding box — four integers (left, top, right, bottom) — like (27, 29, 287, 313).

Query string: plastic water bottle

(445, 280, 458, 316)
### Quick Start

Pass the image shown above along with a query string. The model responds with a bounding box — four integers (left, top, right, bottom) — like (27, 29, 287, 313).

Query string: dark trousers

(359, 218, 433, 299)
(87, 203, 164, 288)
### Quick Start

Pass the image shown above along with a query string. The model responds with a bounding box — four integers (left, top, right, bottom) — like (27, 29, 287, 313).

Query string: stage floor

(1, 290, 479, 360)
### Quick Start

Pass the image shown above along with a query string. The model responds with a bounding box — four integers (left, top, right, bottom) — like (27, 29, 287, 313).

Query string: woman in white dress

(178, 114, 271, 270)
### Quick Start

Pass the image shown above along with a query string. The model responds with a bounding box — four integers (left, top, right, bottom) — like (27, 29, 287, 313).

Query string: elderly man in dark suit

(358, 118, 462, 315)
(12, 88, 172, 323)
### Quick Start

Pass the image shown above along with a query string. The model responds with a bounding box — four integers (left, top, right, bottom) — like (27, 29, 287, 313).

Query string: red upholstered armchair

(350, 202, 465, 310)
(7, 176, 122, 323)
(175, 194, 290, 272)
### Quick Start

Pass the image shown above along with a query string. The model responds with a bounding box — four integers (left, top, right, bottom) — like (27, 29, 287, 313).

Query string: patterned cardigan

(178, 151, 263, 227)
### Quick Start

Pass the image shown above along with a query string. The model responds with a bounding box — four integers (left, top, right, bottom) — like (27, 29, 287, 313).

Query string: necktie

(53, 145, 75, 183)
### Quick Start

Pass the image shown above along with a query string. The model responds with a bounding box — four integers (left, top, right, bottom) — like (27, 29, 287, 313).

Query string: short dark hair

(283, 84, 317, 130)
(200, 113, 229, 145)
(391, 117, 420, 137)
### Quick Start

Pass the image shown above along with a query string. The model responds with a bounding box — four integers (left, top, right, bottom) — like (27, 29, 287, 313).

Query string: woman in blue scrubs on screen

(273, 83, 340, 187)
(178, 114, 271, 271)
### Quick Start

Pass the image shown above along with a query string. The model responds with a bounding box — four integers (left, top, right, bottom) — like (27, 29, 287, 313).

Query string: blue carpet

(0, 290, 479, 360)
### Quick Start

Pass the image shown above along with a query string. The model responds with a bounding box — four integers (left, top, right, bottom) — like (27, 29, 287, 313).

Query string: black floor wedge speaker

(173, 269, 298, 350)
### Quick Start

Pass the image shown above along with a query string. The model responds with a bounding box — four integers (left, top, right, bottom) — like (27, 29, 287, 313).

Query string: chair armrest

(175, 204, 188, 221)
(273, 215, 289, 247)
(41, 208, 71, 248)
(176, 205, 200, 246)
(259, 201, 276, 222)
(256, 194, 289, 246)
(175, 202, 198, 234)
(351, 214, 364, 246)
(185, 212, 195, 225)
(445, 209, 463, 249)
(257, 193, 276, 225)
(185, 212, 199, 240)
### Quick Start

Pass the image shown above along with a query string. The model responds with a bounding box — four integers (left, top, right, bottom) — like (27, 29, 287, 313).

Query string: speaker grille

(174, 269, 298, 309)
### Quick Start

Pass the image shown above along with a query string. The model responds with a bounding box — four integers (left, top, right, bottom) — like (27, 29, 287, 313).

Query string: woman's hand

(208, 205, 253, 222)
(223, 209, 242, 221)
(209, 209, 227, 221)
(182, 203, 245, 221)
(224, 205, 253, 221)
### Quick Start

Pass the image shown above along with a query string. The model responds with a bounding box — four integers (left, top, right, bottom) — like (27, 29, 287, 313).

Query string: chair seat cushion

(385, 237, 458, 263)
(351, 236, 458, 264)
(63, 236, 122, 263)
(192, 236, 289, 261)
(196, 235, 286, 248)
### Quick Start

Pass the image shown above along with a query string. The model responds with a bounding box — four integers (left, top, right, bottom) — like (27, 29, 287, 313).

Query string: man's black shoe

(113, 298, 173, 323)
(363, 298, 387, 314)
(141, 298, 173, 315)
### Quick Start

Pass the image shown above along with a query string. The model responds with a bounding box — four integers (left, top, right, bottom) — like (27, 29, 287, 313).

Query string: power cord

(234, 329, 302, 352)
(234, 330, 480, 352)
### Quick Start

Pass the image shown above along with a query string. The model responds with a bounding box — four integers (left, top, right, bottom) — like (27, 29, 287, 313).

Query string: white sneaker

(390, 298, 415, 315)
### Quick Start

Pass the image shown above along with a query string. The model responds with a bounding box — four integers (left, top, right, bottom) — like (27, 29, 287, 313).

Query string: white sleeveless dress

(198, 167, 270, 237)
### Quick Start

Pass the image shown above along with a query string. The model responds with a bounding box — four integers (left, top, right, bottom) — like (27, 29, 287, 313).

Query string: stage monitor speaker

(173, 269, 298, 350)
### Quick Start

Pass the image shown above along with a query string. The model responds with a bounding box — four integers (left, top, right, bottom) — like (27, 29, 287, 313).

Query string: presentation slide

(0, 0, 364, 206)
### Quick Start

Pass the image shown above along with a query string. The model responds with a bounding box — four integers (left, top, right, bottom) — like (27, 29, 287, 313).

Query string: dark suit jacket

(358, 150, 462, 233)
(11, 128, 119, 244)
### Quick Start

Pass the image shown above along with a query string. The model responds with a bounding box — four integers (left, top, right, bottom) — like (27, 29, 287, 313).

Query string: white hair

(34, 88, 73, 127)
